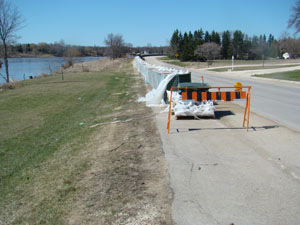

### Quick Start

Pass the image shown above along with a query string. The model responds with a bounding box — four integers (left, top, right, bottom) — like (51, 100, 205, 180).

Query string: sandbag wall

(134, 56, 191, 91)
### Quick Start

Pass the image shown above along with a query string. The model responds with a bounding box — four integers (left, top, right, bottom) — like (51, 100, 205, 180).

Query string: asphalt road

(145, 56, 300, 131)
(193, 70, 300, 132)
(142, 56, 300, 225)
(154, 104, 300, 225)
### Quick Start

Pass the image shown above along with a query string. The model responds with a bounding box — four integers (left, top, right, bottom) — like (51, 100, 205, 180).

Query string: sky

(14, 0, 298, 47)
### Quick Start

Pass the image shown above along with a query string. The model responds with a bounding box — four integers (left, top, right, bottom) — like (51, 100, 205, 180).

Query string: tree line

(7, 41, 106, 57)
(169, 29, 300, 61)
(2, 0, 300, 83)
(4, 38, 168, 59)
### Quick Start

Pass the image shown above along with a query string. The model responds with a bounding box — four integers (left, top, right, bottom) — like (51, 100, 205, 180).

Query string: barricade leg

(246, 90, 251, 131)
(243, 94, 248, 128)
(243, 88, 251, 131)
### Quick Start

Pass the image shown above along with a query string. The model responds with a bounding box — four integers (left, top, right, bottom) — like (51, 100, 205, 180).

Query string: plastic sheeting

(134, 56, 188, 89)
(138, 73, 178, 106)
(134, 56, 189, 106)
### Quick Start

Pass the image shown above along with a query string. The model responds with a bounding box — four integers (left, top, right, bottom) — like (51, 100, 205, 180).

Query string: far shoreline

(6, 53, 102, 58)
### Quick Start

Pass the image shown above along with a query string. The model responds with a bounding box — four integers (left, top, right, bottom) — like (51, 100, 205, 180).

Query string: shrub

(62, 58, 74, 69)
(0, 81, 23, 90)
(83, 67, 89, 72)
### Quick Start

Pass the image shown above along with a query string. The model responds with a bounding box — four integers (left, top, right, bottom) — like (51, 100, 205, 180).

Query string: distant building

(283, 52, 290, 59)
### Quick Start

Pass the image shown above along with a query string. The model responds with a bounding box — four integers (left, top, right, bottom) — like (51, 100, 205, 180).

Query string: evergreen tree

(211, 30, 221, 45)
(268, 34, 274, 46)
(216, 32, 221, 45)
(204, 31, 211, 42)
(221, 30, 231, 59)
(188, 31, 196, 60)
(232, 30, 244, 58)
(180, 32, 190, 61)
(211, 31, 216, 42)
(170, 28, 280, 61)
(263, 34, 267, 42)
(243, 39, 252, 59)
(170, 29, 180, 57)
(194, 29, 204, 46)
(178, 31, 183, 54)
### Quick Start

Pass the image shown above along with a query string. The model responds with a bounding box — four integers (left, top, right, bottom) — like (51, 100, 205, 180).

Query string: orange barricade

(167, 86, 252, 133)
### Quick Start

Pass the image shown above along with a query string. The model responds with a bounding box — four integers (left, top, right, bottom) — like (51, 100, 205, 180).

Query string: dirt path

(64, 59, 173, 225)
(68, 117, 172, 225)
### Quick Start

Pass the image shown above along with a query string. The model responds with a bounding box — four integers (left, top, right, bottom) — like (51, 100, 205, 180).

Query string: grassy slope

(0, 60, 134, 224)
(253, 70, 300, 81)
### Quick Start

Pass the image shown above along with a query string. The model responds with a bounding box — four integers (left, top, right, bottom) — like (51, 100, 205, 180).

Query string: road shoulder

(154, 102, 300, 225)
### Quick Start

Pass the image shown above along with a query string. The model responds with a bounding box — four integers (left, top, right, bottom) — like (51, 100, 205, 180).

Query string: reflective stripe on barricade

(182, 90, 247, 102)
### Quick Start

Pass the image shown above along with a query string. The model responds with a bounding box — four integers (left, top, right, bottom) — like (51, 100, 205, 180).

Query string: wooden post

(49, 64, 52, 74)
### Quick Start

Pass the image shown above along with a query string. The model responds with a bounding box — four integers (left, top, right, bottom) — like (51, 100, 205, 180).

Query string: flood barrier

(134, 56, 191, 105)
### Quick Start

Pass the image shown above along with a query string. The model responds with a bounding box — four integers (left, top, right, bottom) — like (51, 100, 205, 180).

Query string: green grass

(0, 60, 135, 224)
(253, 70, 300, 81)
(209, 64, 299, 72)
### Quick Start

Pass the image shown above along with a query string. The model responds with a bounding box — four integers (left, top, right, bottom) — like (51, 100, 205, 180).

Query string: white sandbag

(174, 100, 215, 118)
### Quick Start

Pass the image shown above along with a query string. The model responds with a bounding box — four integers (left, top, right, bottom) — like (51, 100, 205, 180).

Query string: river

(0, 56, 102, 84)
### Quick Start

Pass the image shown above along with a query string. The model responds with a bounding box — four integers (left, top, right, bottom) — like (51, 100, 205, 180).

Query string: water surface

(0, 56, 102, 84)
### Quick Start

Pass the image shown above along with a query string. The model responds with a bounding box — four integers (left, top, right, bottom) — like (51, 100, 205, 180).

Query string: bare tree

(288, 0, 300, 33)
(194, 42, 221, 60)
(0, 0, 24, 83)
(278, 33, 300, 58)
(104, 33, 130, 59)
